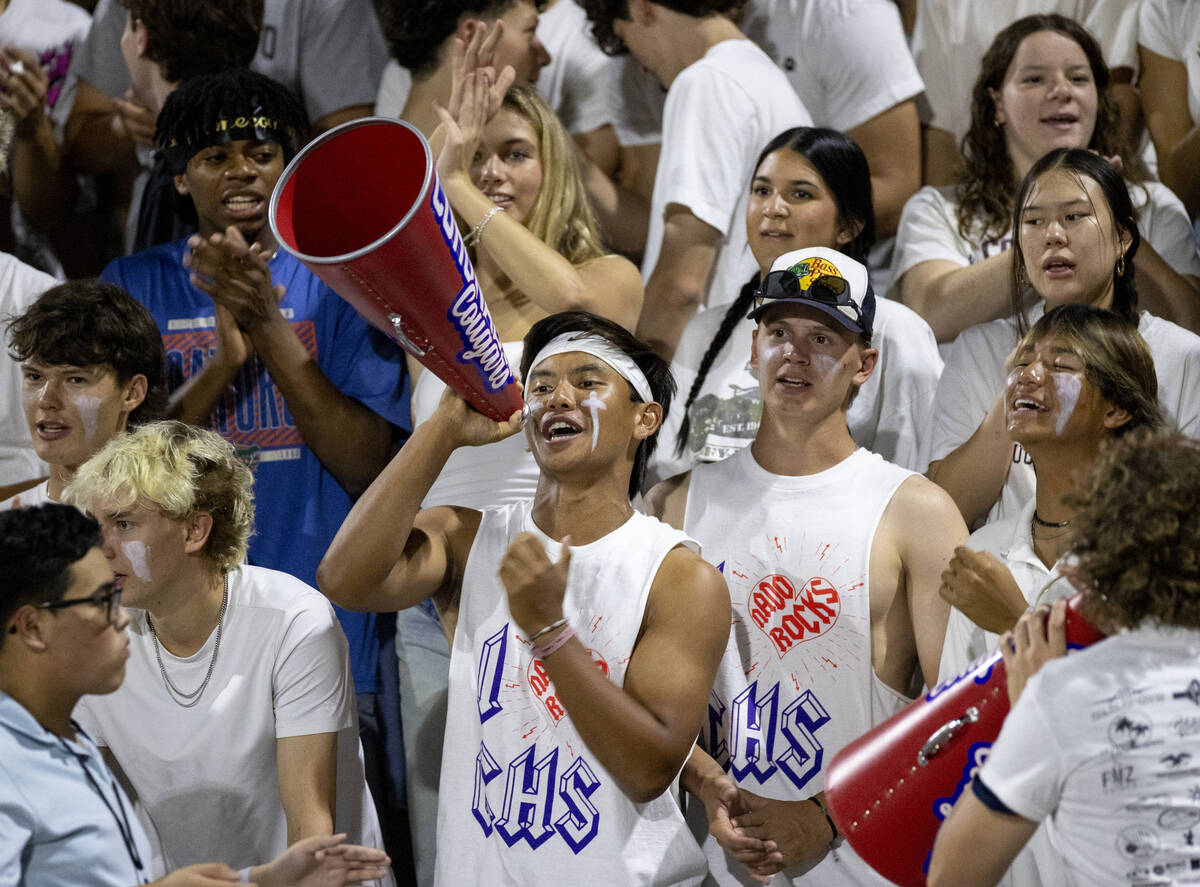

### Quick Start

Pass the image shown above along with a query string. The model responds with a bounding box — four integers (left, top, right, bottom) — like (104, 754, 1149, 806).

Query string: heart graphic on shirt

(746, 573, 841, 657)
(526, 649, 609, 725)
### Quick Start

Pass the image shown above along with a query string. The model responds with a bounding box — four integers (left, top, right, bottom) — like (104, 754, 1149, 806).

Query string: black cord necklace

(1032, 512, 1072, 528)
(58, 721, 148, 884)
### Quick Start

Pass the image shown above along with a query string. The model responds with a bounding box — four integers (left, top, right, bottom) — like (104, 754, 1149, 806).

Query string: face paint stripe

(581, 392, 607, 452)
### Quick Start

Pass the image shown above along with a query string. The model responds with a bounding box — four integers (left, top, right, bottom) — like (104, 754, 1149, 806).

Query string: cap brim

(746, 297, 867, 335)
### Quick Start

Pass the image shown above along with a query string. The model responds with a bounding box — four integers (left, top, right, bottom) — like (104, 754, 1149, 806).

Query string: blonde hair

(501, 85, 607, 265)
(65, 421, 254, 574)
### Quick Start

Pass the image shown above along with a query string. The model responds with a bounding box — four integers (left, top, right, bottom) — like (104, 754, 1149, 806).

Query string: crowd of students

(1, 2, 1200, 886)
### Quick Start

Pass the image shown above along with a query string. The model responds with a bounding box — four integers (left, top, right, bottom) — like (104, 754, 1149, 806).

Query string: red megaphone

(823, 593, 1105, 886)
(269, 117, 525, 423)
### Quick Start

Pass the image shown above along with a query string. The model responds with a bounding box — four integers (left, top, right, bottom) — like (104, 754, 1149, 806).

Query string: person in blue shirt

(0, 502, 390, 887)
(99, 68, 411, 867)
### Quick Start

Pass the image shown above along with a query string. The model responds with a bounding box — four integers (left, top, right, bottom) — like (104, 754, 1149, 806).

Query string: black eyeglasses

(36, 582, 124, 626)
(753, 269, 864, 328)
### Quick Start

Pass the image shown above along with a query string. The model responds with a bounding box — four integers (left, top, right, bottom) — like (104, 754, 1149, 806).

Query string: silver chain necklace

(146, 575, 229, 708)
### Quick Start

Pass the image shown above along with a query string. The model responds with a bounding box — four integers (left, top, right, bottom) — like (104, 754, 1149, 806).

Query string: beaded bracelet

(528, 616, 568, 645)
(531, 625, 575, 660)
(808, 796, 838, 843)
(465, 206, 501, 247)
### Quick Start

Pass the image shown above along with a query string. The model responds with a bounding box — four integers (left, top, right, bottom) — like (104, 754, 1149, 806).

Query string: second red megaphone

(269, 117, 524, 423)
(823, 593, 1105, 887)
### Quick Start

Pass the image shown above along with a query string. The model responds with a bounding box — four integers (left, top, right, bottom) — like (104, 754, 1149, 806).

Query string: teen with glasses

(0, 503, 390, 887)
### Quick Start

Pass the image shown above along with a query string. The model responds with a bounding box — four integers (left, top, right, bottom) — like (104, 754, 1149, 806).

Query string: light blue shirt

(0, 691, 152, 887)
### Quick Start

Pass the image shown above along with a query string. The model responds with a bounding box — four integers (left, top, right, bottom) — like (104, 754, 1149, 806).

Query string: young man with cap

(0, 502, 390, 887)
(647, 247, 967, 885)
(318, 311, 730, 886)
(3, 278, 167, 510)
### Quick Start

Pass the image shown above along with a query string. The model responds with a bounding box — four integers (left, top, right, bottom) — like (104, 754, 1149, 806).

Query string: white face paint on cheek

(1051, 373, 1082, 435)
(71, 394, 103, 442)
(122, 540, 151, 583)
(581, 391, 607, 452)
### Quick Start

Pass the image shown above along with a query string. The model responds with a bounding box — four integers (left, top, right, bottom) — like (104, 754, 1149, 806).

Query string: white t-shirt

(537, 0, 623, 136)
(929, 307, 1200, 526)
(1139, 0, 1200, 123)
(435, 502, 706, 885)
(642, 39, 811, 308)
(0, 253, 57, 488)
(73, 565, 386, 880)
(891, 181, 1200, 293)
(911, 0, 1139, 143)
(738, 0, 924, 133)
(649, 292, 943, 484)
(979, 625, 1200, 887)
(410, 342, 540, 509)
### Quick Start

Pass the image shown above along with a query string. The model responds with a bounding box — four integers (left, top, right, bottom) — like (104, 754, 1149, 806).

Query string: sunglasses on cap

(752, 269, 864, 329)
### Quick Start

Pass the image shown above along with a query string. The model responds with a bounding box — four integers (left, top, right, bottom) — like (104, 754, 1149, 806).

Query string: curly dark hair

(521, 311, 674, 499)
(582, 0, 743, 56)
(374, 0, 519, 77)
(118, 0, 263, 84)
(7, 279, 168, 426)
(1070, 431, 1200, 632)
(1009, 149, 1140, 335)
(0, 504, 102, 643)
(955, 14, 1128, 246)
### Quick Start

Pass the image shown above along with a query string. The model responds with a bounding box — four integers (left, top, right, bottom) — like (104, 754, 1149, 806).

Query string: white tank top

(434, 501, 708, 886)
(684, 447, 913, 886)
(411, 340, 540, 509)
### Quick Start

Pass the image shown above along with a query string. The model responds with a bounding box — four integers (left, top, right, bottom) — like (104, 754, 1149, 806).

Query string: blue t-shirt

(102, 241, 410, 691)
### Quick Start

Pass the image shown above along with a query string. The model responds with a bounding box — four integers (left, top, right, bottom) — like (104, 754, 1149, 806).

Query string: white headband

(524, 333, 655, 403)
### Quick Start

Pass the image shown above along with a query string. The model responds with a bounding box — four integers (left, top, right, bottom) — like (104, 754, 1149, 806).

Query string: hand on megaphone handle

(185, 227, 285, 332)
(430, 384, 524, 449)
(999, 598, 1067, 705)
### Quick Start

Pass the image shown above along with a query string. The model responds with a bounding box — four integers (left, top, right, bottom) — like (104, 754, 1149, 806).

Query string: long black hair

(675, 126, 876, 454)
(1010, 148, 1139, 336)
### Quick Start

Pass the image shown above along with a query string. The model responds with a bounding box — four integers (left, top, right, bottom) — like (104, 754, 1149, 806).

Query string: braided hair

(155, 68, 309, 176)
(674, 126, 876, 455)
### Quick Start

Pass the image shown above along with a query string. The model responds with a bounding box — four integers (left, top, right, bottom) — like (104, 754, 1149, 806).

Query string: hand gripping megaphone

(269, 117, 525, 423)
(823, 593, 1105, 887)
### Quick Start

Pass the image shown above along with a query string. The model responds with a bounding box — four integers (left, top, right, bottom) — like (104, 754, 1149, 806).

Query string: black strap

(59, 722, 148, 884)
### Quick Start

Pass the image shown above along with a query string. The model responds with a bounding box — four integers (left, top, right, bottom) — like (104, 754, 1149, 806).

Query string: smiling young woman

(927, 149, 1200, 529)
(892, 13, 1200, 342)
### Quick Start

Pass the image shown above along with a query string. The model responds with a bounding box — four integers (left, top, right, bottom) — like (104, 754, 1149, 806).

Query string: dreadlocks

(155, 69, 309, 175)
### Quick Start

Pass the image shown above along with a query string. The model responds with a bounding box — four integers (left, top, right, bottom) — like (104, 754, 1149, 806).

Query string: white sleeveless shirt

(434, 501, 708, 886)
(684, 447, 913, 886)
(411, 340, 540, 509)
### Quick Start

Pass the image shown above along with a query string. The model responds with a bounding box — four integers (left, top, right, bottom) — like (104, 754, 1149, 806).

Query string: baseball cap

(746, 247, 875, 339)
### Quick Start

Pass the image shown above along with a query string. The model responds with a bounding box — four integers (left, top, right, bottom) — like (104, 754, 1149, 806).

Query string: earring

(993, 117, 1003, 128)
(1116, 255, 1125, 276)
